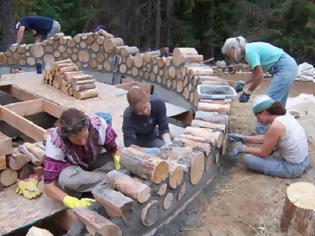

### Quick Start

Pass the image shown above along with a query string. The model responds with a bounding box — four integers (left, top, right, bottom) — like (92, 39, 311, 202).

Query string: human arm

(244, 121, 283, 157)
(228, 133, 264, 144)
(16, 26, 25, 44)
(44, 181, 67, 203)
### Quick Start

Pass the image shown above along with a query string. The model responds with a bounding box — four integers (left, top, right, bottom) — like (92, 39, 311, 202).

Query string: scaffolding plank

(43, 100, 64, 118)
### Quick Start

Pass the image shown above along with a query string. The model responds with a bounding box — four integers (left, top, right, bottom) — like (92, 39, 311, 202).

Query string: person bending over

(122, 85, 172, 155)
(227, 95, 309, 178)
(43, 108, 118, 208)
(15, 16, 61, 45)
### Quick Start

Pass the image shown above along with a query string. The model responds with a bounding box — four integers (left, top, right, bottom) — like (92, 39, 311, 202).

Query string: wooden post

(107, 170, 151, 203)
(280, 182, 315, 235)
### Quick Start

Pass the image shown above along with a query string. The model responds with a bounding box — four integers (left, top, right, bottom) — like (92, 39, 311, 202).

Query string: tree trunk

(0, 0, 16, 50)
(155, 0, 161, 48)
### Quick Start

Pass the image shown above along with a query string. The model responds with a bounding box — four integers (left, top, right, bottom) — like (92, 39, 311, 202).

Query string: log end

(151, 160, 169, 184)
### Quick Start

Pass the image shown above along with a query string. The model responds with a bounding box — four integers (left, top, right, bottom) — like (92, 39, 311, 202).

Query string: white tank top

(275, 113, 308, 164)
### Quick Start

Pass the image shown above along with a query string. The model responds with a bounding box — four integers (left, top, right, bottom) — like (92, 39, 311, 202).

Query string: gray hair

(221, 36, 247, 62)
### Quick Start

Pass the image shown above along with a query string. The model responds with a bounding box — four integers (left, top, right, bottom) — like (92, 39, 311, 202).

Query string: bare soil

(181, 75, 315, 236)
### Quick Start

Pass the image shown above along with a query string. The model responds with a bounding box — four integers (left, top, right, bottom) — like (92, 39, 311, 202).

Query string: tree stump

(280, 182, 315, 235)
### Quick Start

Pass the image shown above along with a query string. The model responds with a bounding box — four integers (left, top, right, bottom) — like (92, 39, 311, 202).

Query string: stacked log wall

(0, 31, 230, 106)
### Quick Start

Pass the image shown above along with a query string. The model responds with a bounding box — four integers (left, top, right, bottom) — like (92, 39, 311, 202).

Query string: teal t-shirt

(245, 42, 283, 71)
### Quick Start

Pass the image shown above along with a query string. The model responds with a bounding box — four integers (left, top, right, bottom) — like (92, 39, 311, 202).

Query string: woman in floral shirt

(43, 108, 118, 209)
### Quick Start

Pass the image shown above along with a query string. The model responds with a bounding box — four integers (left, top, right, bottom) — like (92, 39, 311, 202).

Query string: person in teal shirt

(221, 36, 297, 133)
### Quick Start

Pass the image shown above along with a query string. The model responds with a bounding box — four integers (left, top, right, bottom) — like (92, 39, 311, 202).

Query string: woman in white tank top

(226, 95, 309, 178)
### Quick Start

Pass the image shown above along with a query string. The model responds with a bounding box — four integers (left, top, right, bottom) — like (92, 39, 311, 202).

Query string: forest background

(1, 0, 315, 64)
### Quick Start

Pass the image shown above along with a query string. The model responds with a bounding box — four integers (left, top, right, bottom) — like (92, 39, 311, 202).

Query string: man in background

(14, 16, 60, 45)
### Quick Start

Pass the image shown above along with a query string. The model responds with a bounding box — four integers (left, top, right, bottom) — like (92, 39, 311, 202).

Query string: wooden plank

(0, 131, 12, 155)
(1, 107, 47, 141)
(11, 86, 39, 101)
(43, 100, 64, 118)
(4, 99, 43, 116)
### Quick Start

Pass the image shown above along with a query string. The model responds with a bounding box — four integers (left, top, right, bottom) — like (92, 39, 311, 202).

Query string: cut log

(163, 192, 174, 210)
(0, 169, 18, 187)
(174, 137, 210, 156)
(98, 29, 114, 39)
(78, 51, 90, 63)
(18, 164, 43, 180)
(173, 48, 198, 66)
(69, 74, 93, 82)
(107, 169, 151, 203)
(92, 186, 134, 223)
(120, 147, 169, 184)
(184, 127, 224, 148)
(0, 155, 6, 170)
(30, 44, 44, 57)
(168, 161, 184, 189)
(141, 200, 160, 227)
(119, 64, 127, 74)
(62, 71, 85, 82)
(24, 142, 44, 164)
(157, 183, 167, 196)
(134, 54, 144, 68)
(119, 46, 139, 57)
(195, 111, 229, 125)
(73, 88, 98, 100)
(158, 146, 204, 186)
(104, 38, 124, 53)
(191, 119, 226, 132)
(73, 83, 96, 92)
(177, 182, 186, 200)
(280, 182, 315, 235)
(8, 150, 29, 171)
(72, 79, 95, 85)
(198, 102, 231, 114)
(73, 207, 122, 236)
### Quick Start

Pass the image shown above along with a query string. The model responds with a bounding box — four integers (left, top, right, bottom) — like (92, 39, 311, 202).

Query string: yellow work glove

(63, 195, 95, 209)
(114, 153, 121, 170)
(16, 177, 42, 200)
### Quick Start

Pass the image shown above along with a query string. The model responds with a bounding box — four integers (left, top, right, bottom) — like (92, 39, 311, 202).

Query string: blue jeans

(254, 52, 297, 134)
(244, 154, 309, 178)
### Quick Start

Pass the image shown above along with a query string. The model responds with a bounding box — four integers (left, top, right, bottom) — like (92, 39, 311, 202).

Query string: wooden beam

(4, 99, 43, 116)
(0, 131, 12, 155)
(1, 107, 47, 141)
(43, 100, 64, 118)
(11, 86, 39, 101)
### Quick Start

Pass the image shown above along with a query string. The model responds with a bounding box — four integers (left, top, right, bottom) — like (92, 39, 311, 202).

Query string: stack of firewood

(0, 142, 45, 190)
(43, 59, 98, 99)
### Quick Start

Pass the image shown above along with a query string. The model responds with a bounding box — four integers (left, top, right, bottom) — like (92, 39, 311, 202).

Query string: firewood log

(120, 147, 169, 184)
(107, 170, 151, 203)
(184, 127, 224, 148)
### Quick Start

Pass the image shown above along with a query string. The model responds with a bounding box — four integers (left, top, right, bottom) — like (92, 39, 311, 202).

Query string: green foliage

(2, 0, 315, 64)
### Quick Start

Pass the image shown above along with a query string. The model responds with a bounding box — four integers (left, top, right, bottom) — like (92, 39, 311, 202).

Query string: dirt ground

(181, 75, 315, 236)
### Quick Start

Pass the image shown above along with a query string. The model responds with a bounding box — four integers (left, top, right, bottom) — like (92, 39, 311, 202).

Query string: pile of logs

(43, 59, 98, 99)
(0, 142, 45, 190)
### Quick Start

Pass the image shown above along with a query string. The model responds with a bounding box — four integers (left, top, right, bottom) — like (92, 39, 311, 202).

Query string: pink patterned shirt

(43, 113, 117, 184)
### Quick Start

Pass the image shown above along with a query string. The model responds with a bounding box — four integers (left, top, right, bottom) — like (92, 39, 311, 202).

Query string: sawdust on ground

(183, 75, 315, 236)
